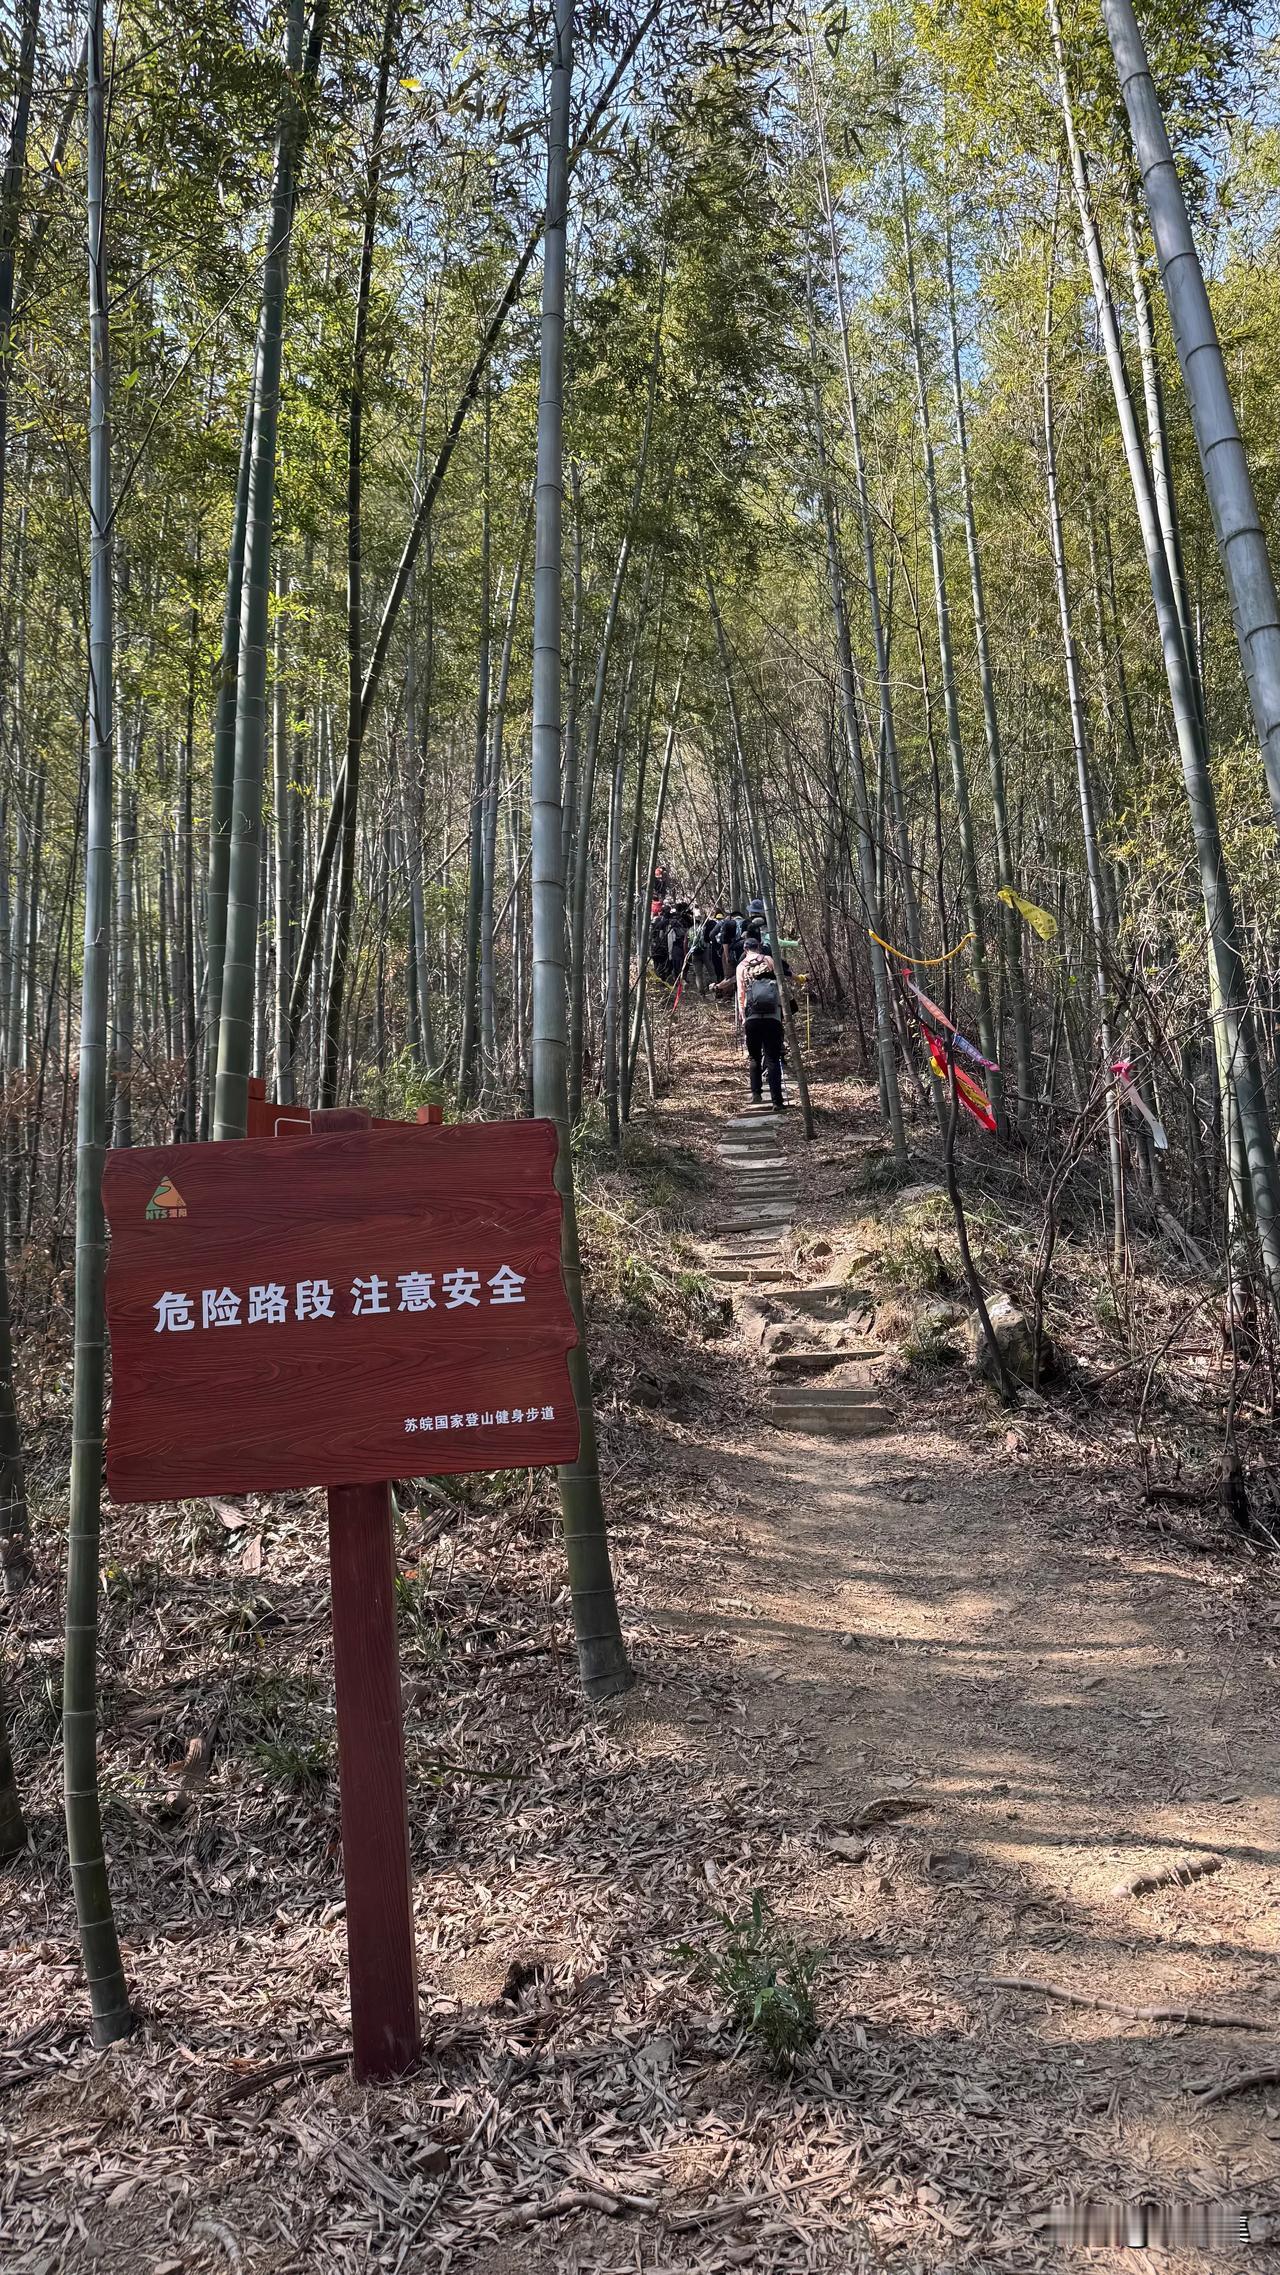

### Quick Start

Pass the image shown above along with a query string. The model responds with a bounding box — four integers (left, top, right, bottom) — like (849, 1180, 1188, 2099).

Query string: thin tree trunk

(111, 724, 134, 1146)
(1051, 0, 1280, 1316)
(66, 0, 130, 2045)
(900, 157, 1004, 1132)
(944, 210, 1033, 1120)
(482, 502, 530, 1087)
(272, 560, 295, 1102)
(178, 616, 197, 1136)
(203, 380, 255, 1129)
(1103, 0, 1280, 823)
(805, 302, 905, 1161)
(1125, 207, 1205, 735)
(530, 0, 631, 1701)
(568, 280, 663, 1117)
(805, 30, 924, 976)
(322, 0, 394, 1106)
(215, 0, 326, 1138)
(625, 675, 682, 1118)
(286, 16, 662, 1037)
(561, 460, 584, 879)
(1043, 222, 1127, 1261)
(458, 399, 493, 1104)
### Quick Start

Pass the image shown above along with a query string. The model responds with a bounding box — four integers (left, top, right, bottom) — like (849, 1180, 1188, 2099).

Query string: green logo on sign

(145, 1178, 187, 1222)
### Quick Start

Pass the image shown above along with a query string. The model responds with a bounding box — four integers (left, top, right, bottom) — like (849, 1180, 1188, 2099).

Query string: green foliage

(688, 1892, 823, 2070)
(250, 1736, 332, 1793)
(877, 1211, 955, 1294)
(393, 1569, 447, 1660)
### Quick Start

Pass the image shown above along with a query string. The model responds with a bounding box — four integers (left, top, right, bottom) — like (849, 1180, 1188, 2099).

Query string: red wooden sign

(103, 1118, 581, 1503)
(243, 1075, 443, 1141)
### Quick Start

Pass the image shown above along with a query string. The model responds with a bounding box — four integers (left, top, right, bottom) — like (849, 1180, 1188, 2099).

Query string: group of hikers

(648, 867, 795, 1111)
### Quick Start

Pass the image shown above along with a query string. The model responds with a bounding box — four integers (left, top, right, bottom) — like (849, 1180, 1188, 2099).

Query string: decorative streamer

(1111, 1059, 1168, 1150)
(996, 886, 1058, 941)
(867, 927, 975, 968)
(921, 1022, 998, 1133)
(903, 977, 1000, 1071)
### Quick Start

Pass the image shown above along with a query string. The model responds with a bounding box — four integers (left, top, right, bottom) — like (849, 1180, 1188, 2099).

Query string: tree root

(986, 1976, 1268, 2031)
(1192, 2065, 1280, 2107)
(1112, 1852, 1221, 1898)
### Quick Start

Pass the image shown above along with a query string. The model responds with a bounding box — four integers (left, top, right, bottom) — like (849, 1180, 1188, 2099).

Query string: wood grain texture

(104, 1119, 580, 1500)
(327, 1480, 421, 2082)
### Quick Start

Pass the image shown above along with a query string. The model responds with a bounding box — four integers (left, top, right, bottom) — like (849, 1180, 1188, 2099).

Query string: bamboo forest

(5, 0, 1280, 2262)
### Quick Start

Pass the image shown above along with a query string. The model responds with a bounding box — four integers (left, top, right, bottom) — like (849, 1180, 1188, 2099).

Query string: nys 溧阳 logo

(145, 1177, 187, 1224)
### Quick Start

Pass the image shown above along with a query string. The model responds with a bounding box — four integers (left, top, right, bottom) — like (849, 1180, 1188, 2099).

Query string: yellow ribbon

(996, 886, 1058, 941)
(868, 928, 976, 968)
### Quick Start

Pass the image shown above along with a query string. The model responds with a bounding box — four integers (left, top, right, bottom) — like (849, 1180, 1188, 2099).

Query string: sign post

(328, 1477, 419, 2078)
(103, 1111, 580, 2081)
(314, 1104, 419, 2079)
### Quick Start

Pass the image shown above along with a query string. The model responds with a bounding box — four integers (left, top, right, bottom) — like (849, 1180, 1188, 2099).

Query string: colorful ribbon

(997, 886, 1058, 941)
(868, 927, 975, 968)
(1112, 1060, 1168, 1151)
(903, 977, 1000, 1071)
(921, 1023, 998, 1133)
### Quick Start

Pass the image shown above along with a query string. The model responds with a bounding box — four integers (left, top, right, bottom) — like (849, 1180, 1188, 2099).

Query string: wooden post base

(327, 1480, 421, 2081)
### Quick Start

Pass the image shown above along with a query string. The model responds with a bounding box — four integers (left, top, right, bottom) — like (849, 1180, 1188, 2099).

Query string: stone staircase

(701, 1106, 892, 1439)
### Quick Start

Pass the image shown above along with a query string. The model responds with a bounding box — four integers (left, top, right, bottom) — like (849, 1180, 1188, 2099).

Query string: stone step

(705, 1237, 786, 1256)
(708, 1220, 794, 1237)
(708, 1267, 798, 1287)
(769, 1285, 874, 1317)
(770, 1396, 894, 1437)
(766, 1346, 885, 1374)
(707, 1225, 794, 1242)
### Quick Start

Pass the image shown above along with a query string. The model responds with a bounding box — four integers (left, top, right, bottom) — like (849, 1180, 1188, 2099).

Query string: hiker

(686, 910, 718, 996)
(649, 900, 673, 981)
(716, 927, 793, 1111)
(715, 907, 745, 979)
(666, 898, 693, 981)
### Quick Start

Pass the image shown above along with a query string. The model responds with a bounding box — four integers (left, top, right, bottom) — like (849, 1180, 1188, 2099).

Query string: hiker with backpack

(715, 908, 745, 980)
(716, 923, 793, 1111)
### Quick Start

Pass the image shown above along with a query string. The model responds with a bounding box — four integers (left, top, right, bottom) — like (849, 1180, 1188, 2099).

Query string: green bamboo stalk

(1050, 0, 1280, 1315)
(457, 393, 493, 1105)
(530, 0, 631, 1702)
(202, 378, 255, 1127)
(320, 0, 396, 1106)
(215, 0, 326, 1138)
(287, 15, 663, 1040)
(65, 0, 130, 2044)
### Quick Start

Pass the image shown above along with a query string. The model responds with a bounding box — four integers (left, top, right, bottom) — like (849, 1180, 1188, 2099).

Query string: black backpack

(745, 971, 780, 1019)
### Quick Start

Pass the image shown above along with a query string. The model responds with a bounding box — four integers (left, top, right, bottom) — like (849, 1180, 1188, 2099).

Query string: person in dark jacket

(716, 932, 792, 1110)
(716, 909, 745, 980)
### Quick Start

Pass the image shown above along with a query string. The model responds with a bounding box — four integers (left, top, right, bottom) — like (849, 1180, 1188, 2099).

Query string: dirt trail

(639, 1011, 1280, 2255)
